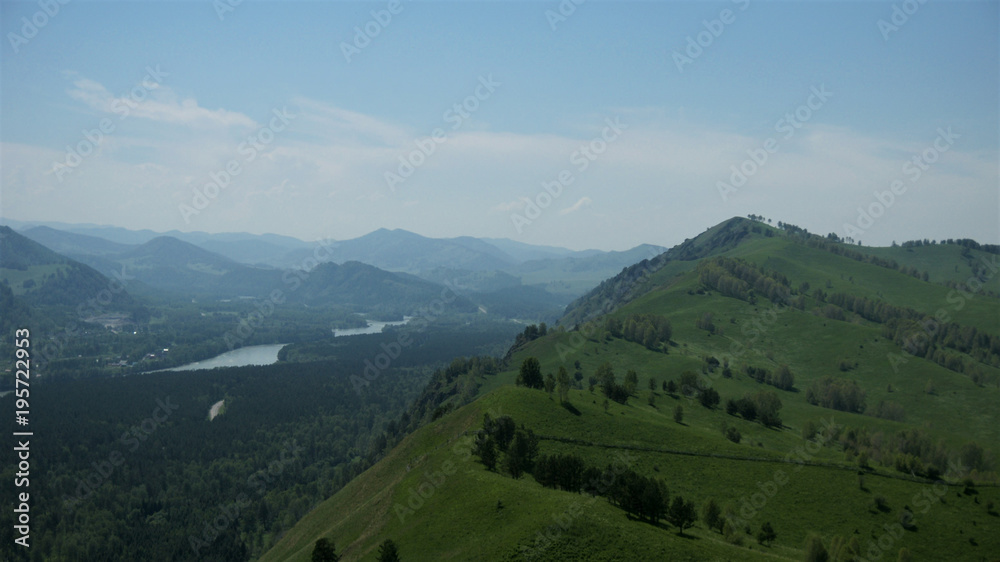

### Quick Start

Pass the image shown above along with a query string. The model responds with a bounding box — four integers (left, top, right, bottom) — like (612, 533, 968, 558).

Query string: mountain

(280, 228, 518, 274)
(20, 225, 135, 257)
(9, 221, 312, 267)
(262, 217, 1000, 561)
(0, 226, 137, 314)
(480, 237, 603, 262)
(512, 243, 669, 298)
(7, 223, 671, 308)
(289, 261, 479, 313)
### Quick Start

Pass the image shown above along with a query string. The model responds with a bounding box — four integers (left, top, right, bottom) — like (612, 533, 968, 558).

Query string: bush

(725, 426, 741, 444)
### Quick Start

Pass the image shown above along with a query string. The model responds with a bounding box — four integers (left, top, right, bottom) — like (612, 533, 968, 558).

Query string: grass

(261, 226, 1000, 561)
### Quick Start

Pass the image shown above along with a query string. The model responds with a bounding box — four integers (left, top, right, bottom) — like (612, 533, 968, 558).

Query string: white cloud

(559, 196, 592, 216)
(67, 76, 256, 129)
(4, 95, 996, 250)
(490, 199, 526, 213)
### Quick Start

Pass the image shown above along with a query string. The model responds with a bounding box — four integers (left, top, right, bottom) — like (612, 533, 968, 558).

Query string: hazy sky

(1, 0, 997, 251)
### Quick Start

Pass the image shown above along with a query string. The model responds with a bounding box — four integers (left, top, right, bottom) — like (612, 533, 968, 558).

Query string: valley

(1, 217, 996, 561)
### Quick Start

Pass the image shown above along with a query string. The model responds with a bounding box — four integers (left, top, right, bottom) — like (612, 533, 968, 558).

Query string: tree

(698, 387, 720, 409)
(624, 369, 639, 395)
(544, 373, 556, 396)
(725, 398, 738, 415)
(311, 538, 340, 562)
(666, 379, 677, 395)
(603, 399, 610, 413)
(669, 496, 696, 534)
(474, 434, 498, 471)
(673, 404, 683, 424)
(648, 377, 657, 392)
(679, 371, 700, 397)
(376, 539, 400, 562)
(804, 534, 828, 562)
(556, 366, 571, 403)
(774, 364, 794, 391)
(504, 429, 538, 479)
(517, 357, 544, 389)
(696, 312, 715, 333)
(701, 498, 722, 533)
(757, 521, 776, 546)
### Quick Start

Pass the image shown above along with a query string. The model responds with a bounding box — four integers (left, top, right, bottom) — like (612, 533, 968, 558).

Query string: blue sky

(1, 0, 997, 250)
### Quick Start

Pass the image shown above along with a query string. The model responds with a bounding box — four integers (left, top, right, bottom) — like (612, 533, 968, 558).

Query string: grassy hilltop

(262, 217, 1000, 561)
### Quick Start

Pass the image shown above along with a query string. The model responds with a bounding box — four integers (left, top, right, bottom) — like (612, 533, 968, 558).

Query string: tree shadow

(561, 402, 581, 416)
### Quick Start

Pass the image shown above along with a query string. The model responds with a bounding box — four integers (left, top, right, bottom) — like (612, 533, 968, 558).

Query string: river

(157, 343, 287, 372)
(157, 317, 412, 373)
(331, 316, 412, 337)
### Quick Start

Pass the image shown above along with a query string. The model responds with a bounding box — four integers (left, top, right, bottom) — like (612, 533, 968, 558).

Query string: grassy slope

(262, 229, 1000, 561)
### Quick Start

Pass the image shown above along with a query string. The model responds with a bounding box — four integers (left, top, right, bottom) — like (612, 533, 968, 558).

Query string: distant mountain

(21, 226, 135, 257)
(15, 230, 479, 314)
(9, 221, 311, 267)
(97, 236, 283, 297)
(195, 238, 307, 267)
(478, 237, 602, 262)
(289, 261, 479, 314)
(6, 221, 672, 305)
(510, 243, 668, 298)
(283, 228, 518, 274)
(0, 226, 137, 311)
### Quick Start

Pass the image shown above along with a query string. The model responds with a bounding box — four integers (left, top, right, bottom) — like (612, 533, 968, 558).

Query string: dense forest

(0, 322, 517, 562)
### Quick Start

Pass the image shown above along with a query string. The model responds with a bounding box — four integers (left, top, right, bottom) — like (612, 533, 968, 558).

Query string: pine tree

(757, 521, 776, 545)
(377, 539, 400, 562)
(701, 498, 722, 533)
(311, 538, 340, 562)
(544, 373, 556, 396)
(517, 357, 544, 389)
(669, 496, 696, 534)
(556, 366, 571, 403)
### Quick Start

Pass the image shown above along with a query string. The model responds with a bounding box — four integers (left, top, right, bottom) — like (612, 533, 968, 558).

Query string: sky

(1, 0, 997, 251)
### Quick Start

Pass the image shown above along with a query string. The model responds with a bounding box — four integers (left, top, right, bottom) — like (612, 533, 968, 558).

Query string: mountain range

(6, 221, 667, 316)
(258, 217, 1000, 561)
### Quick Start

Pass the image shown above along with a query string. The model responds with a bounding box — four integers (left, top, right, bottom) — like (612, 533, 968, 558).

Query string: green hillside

(262, 218, 1000, 561)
